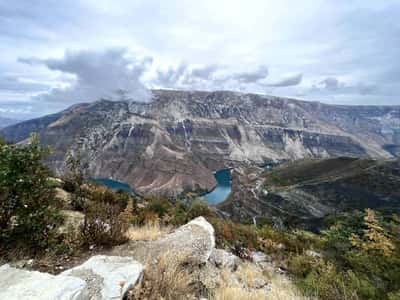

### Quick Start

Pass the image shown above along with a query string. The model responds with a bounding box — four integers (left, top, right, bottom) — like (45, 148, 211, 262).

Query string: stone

(209, 249, 238, 271)
(306, 249, 322, 258)
(112, 216, 216, 266)
(61, 255, 143, 300)
(251, 251, 268, 263)
(253, 277, 268, 289)
(0, 264, 87, 300)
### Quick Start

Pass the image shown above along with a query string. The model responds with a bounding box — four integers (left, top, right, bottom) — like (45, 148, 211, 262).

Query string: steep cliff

(1, 90, 399, 196)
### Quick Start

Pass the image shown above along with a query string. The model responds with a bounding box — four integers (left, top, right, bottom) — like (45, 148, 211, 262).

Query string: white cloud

(20, 48, 153, 104)
(1, 0, 400, 118)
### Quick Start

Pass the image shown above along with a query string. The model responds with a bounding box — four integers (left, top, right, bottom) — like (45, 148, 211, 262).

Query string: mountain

(0, 117, 19, 129)
(220, 157, 400, 229)
(1, 90, 399, 197)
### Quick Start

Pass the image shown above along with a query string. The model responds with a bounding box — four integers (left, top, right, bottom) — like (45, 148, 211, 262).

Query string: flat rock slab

(0, 256, 143, 300)
(61, 255, 143, 300)
(0, 264, 87, 300)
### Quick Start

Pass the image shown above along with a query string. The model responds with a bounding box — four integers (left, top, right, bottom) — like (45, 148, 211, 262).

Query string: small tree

(350, 209, 395, 257)
(64, 153, 87, 210)
(0, 133, 62, 251)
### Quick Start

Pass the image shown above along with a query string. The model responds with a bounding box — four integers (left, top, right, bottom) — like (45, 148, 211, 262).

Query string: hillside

(219, 157, 400, 229)
(1, 90, 399, 197)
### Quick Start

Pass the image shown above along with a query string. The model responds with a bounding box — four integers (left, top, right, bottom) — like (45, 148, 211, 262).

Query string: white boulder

(0, 264, 87, 300)
(61, 255, 143, 300)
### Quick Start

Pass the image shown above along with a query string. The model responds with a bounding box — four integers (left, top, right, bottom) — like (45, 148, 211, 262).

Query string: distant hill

(1, 90, 399, 197)
(220, 157, 400, 230)
(0, 117, 19, 129)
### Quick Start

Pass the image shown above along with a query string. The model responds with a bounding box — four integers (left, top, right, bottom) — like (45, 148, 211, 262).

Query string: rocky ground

(0, 217, 305, 300)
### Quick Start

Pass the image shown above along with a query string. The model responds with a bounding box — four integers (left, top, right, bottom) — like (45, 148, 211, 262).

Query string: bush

(63, 155, 87, 210)
(80, 200, 129, 247)
(0, 134, 62, 252)
(80, 185, 135, 247)
(210, 219, 258, 259)
(289, 210, 400, 300)
(287, 254, 317, 278)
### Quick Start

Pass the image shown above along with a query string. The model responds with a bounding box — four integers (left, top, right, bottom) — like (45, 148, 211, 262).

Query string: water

(383, 144, 399, 157)
(90, 169, 232, 205)
(202, 168, 232, 205)
(89, 178, 135, 195)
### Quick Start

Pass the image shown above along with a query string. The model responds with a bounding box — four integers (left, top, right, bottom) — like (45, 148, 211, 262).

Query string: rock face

(0, 256, 143, 300)
(209, 249, 238, 271)
(1, 90, 399, 197)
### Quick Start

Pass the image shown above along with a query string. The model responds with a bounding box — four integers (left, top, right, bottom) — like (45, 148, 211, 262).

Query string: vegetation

(0, 134, 63, 255)
(128, 252, 195, 300)
(1, 140, 399, 299)
(285, 210, 400, 300)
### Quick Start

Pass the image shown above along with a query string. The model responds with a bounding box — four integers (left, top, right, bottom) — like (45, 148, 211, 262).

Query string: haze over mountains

(2, 89, 399, 197)
(0, 117, 19, 129)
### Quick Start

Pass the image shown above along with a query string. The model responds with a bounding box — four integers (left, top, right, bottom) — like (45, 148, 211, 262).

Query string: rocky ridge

(1, 90, 399, 197)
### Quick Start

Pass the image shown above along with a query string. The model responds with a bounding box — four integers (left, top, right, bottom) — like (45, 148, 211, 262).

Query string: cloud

(310, 77, 378, 96)
(0, 75, 50, 92)
(154, 63, 188, 88)
(319, 77, 341, 90)
(190, 64, 219, 79)
(152, 64, 271, 91)
(230, 65, 269, 83)
(266, 73, 302, 87)
(19, 48, 153, 104)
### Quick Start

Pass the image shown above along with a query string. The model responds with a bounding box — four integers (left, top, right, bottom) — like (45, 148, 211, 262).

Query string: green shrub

(210, 218, 258, 258)
(146, 198, 172, 218)
(80, 200, 129, 247)
(0, 134, 62, 252)
(79, 184, 136, 247)
(287, 254, 317, 277)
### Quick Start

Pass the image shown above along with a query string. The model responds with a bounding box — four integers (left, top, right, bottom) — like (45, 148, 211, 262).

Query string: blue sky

(0, 0, 399, 119)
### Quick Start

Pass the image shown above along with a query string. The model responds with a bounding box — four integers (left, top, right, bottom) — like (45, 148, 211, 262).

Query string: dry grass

(210, 263, 308, 300)
(236, 263, 265, 288)
(128, 252, 195, 300)
(125, 221, 172, 241)
(212, 287, 268, 300)
(267, 273, 308, 300)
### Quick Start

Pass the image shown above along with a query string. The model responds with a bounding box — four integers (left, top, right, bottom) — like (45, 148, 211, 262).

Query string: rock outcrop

(1, 90, 399, 197)
(61, 255, 143, 300)
(0, 264, 87, 300)
(0, 256, 143, 300)
(112, 216, 215, 265)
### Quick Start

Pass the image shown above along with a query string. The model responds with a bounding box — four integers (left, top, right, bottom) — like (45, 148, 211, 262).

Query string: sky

(0, 0, 399, 119)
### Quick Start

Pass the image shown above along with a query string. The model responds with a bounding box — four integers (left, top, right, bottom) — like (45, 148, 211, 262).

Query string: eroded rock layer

(1, 90, 399, 196)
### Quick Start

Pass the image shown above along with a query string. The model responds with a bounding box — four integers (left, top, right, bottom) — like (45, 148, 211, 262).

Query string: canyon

(1, 90, 399, 198)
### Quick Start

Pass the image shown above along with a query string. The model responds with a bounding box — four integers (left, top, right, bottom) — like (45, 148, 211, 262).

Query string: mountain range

(0, 116, 19, 129)
(1, 90, 399, 197)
